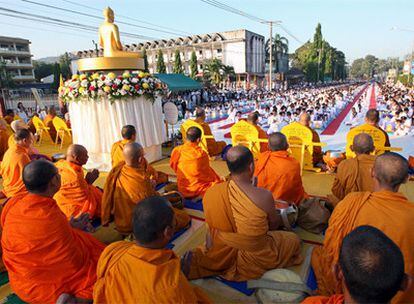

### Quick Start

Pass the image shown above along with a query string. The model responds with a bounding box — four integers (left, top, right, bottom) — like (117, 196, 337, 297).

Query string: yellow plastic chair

(345, 124, 402, 158)
(52, 116, 72, 149)
(31, 116, 51, 146)
(180, 119, 214, 157)
(281, 122, 326, 174)
(230, 120, 268, 159)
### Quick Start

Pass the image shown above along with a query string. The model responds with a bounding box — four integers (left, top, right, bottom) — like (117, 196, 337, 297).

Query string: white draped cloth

(69, 96, 164, 172)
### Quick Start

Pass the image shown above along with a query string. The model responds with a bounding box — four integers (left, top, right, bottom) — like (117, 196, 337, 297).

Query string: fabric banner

(69, 96, 164, 171)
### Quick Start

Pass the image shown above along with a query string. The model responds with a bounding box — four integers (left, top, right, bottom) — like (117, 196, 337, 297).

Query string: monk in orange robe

(193, 108, 226, 156)
(304, 226, 408, 304)
(0, 118, 11, 161)
(102, 142, 190, 235)
(330, 133, 376, 205)
(94, 196, 210, 304)
(0, 129, 33, 198)
(364, 108, 390, 147)
(255, 132, 308, 205)
(1, 160, 105, 303)
(185, 146, 302, 281)
(299, 113, 323, 165)
(170, 126, 221, 198)
(111, 124, 168, 184)
(3, 109, 15, 125)
(312, 153, 414, 303)
(247, 112, 268, 153)
(43, 106, 58, 142)
(54, 144, 102, 219)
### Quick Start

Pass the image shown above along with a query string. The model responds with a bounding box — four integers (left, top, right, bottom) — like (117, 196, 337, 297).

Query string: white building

(75, 29, 266, 88)
(0, 36, 35, 84)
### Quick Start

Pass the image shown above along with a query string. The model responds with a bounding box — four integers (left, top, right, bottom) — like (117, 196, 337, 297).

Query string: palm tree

(221, 64, 235, 87)
(265, 33, 289, 73)
(203, 58, 224, 86)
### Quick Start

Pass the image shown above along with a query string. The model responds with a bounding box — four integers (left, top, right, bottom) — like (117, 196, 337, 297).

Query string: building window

(217, 48, 222, 53)
(199, 50, 202, 55)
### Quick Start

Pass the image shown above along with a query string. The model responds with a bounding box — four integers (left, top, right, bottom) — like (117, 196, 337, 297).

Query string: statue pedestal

(68, 96, 164, 172)
(77, 56, 144, 72)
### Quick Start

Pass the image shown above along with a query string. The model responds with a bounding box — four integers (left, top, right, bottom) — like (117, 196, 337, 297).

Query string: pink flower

(89, 86, 96, 91)
(134, 84, 140, 90)
(112, 84, 118, 89)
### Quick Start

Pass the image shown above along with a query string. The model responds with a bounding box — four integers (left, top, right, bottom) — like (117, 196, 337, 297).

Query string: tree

(173, 49, 183, 74)
(265, 33, 289, 73)
(33, 61, 54, 81)
(189, 50, 198, 79)
(156, 49, 166, 73)
(59, 52, 72, 79)
(143, 49, 149, 72)
(203, 58, 224, 86)
(0, 60, 15, 88)
(52, 62, 61, 90)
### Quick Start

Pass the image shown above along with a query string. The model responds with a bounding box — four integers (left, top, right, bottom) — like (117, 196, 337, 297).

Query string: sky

(1, 0, 413, 63)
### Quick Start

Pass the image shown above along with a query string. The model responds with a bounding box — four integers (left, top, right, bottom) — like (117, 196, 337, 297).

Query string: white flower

(122, 79, 130, 85)
(81, 79, 88, 87)
(130, 77, 138, 84)
(114, 78, 122, 85)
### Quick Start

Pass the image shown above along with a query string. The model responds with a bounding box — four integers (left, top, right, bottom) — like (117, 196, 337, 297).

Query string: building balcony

(5, 62, 33, 68)
(0, 48, 31, 56)
(12, 75, 35, 81)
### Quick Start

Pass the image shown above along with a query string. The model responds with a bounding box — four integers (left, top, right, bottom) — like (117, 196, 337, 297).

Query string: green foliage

(397, 74, 412, 86)
(0, 60, 15, 88)
(265, 33, 289, 73)
(52, 62, 61, 90)
(59, 52, 72, 79)
(203, 58, 235, 87)
(156, 49, 166, 73)
(173, 49, 184, 74)
(33, 61, 54, 81)
(143, 49, 149, 72)
(190, 50, 198, 79)
(350, 56, 402, 79)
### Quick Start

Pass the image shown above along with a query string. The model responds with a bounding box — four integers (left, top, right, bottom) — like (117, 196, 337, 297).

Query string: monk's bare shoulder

(244, 185, 274, 211)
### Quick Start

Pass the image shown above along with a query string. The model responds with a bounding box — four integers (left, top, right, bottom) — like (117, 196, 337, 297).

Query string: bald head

(268, 132, 288, 151)
(299, 112, 311, 126)
(365, 109, 380, 124)
(352, 133, 374, 155)
(121, 125, 136, 140)
(247, 113, 259, 124)
(123, 142, 144, 166)
(186, 126, 202, 142)
(23, 160, 59, 194)
(195, 108, 205, 118)
(373, 152, 409, 190)
(226, 145, 254, 175)
(66, 144, 88, 165)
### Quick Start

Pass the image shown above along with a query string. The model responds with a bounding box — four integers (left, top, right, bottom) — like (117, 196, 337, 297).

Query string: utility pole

(261, 20, 281, 91)
(317, 41, 324, 83)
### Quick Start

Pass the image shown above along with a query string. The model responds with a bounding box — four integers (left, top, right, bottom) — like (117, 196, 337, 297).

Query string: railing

(12, 75, 35, 80)
(4, 94, 59, 110)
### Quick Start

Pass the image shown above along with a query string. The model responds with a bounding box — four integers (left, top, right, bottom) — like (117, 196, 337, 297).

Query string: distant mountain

(35, 56, 60, 63)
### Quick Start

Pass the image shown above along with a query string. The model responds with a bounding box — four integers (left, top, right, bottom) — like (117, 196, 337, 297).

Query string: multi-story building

(75, 29, 266, 88)
(0, 36, 35, 84)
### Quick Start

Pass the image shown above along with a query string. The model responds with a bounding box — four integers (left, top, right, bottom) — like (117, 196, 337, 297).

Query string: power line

(21, 0, 188, 37)
(59, 0, 192, 36)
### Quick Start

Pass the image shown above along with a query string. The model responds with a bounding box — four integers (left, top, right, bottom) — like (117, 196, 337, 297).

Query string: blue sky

(1, 0, 413, 62)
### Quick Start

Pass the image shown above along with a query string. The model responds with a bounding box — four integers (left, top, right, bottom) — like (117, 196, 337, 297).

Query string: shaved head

(268, 132, 288, 151)
(123, 142, 144, 166)
(23, 160, 59, 193)
(67, 144, 87, 157)
(352, 133, 374, 155)
(195, 108, 205, 118)
(14, 128, 31, 141)
(121, 125, 136, 140)
(66, 144, 88, 165)
(299, 112, 311, 126)
(186, 126, 202, 142)
(373, 152, 408, 189)
(247, 113, 259, 124)
(365, 109, 380, 124)
(226, 145, 253, 175)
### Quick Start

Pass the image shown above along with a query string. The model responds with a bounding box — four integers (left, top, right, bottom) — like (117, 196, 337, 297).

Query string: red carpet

(369, 83, 377, 109)
(219, 122, 235, 130)
(321, 84, 369, 135)
(224, 132, 231, 139)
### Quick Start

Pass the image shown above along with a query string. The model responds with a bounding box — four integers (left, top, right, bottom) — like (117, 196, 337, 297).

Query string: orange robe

(4, 116, 13, 125)
(43, 114, 57, 142)
(255, 150, 308, 205)
(0, 125, 10, 161)
(93, 241, 211, 304)
(111, 139, 168, 184)
(331, 154, 375, 202)
(311, 191, 414, 303)
(0, 144, 30, 198)
(170, 142, 221, 198)
(101, 163, 190, 234)
(307, 126, 323, 164)
(54, 160, 102, 219)
(302, 295, 344, 304)
(194, 118, 226, 156)
(189, 180, 303, 281)
(1, 193, 105, 303)
(250, 123, 268, 153)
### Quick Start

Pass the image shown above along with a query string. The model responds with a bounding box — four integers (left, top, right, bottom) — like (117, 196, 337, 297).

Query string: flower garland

(59, 71, 163, 103)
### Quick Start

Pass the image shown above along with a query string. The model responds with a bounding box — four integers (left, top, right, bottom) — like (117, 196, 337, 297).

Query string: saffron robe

(170, 142, 221, 198)
(307, 126, 323, 164)
(43, 114, 58, 142)
(194, 118, 226, 156)
(1, 193, 105, 303)
(93, 241, 211, 304)
(189, 180, 303, 281)
(54, 160, 102, 219)
(255, 150, 308, 205)
(311, 191, 414, 303)
(101, 163, 190, 234)
(250, 123, 269, 153)
(302, 295, 344, 304)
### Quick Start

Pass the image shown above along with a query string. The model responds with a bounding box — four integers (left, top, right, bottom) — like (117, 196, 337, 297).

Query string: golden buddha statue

(77, 7, 144, 72)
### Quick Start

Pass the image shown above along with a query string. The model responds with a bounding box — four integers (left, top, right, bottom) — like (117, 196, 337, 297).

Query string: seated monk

(1, 160, 105, 303)
(102, 142, 190, 235)
(363, 109, 390, 147)
(299, 112, 323, 165)
(0, 129, 33, 198)
(3, 109, 15, 125)
(303, 226, 409, 304)
(330, 133, 376, 205)
(247, 112, 268, 152)
(111, 125, 168, 184)
(94, 196, 210, 304)
(255, 132, 309, 205)
(193, 108, 226, 156)
(54, 144, 102, 219)
(0, 118, 11, 161)
(185, 146, 302, 281)
(170, 126, 221, 198)
(43, 106, 58, 142)
(311, 152, 414, 303)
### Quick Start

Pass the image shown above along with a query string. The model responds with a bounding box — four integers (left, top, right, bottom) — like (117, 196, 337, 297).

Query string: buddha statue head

(103, 7, 115, 23)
